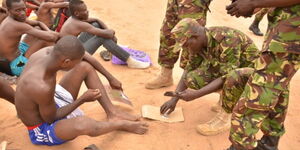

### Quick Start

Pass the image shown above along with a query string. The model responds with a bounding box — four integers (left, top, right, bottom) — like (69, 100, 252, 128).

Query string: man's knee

(91, 22, 101, 29)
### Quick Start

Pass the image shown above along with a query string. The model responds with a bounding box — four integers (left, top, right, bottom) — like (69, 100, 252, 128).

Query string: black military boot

(249, 20, 263, 36)
(255, 135, 280, 150)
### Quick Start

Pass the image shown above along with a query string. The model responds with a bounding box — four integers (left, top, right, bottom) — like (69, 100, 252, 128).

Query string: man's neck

(43, 53, 61, 76)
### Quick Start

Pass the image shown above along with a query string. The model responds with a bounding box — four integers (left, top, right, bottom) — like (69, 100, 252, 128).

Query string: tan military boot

(196, 109, 231, 136)
(145, 67, 173, 89)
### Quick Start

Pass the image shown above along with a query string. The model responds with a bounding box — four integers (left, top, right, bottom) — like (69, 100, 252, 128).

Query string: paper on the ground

(1, 141, 7, 150)
(142, 105, 184, 123)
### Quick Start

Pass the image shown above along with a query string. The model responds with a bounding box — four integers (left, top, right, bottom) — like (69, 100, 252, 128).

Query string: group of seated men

(0, 0, 299, 150)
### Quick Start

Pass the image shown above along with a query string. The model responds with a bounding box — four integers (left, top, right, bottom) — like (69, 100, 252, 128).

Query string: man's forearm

(83, 53, 116, 81)
(55, 98, 83, 120)
(252, 0, 300, 8)
(38, 22, 50, 31)
(27, 0, 41, 6)
(173, 71, 188, 102)
(193, 77, 224, 98)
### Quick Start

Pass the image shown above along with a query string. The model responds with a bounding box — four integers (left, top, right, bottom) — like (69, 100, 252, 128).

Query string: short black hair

(69, 0, 84, 16)
(6, 0, 22, 9)
(53, 35, 85, 60)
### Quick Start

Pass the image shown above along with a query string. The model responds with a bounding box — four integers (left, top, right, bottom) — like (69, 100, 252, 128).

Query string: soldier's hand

(80, 89, 101, 102)
(226, 0, 254, 18)
(160, 99, 178, 115)
(176, 89, 198, 101)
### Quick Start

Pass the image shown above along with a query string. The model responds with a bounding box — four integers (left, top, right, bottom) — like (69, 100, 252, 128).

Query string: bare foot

(108, 109, 140, 121)
(118, 120, 148, 134)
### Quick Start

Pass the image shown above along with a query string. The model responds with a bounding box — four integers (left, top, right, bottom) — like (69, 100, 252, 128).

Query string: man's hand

(164, 89, 198, 101)
(160, 99, 178, 115)
(50, 31, 60, 42)
(112, 36, 118, 43)
(226, 0, 255, 18)
(79, 89, 101, 102)
(103, 29, 115, 39)
(109, 78, 123, 90)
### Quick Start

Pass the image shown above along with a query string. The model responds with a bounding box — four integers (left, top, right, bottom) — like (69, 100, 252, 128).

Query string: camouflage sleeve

(240, 42, 260, 68)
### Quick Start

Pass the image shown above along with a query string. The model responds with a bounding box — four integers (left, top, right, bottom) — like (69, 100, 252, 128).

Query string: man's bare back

(15, 47, 54, 126)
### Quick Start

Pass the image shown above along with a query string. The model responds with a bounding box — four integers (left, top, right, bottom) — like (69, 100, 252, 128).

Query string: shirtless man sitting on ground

(15, 36, 148, 146)
(60, 0, 150, 69)
(0, 0, 59, 76)
(36, 0, 69, 28)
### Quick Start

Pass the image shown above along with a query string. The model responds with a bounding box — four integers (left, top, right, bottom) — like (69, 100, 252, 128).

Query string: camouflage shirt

(186, 26, 259, 77)
(250, 4, 300, 90)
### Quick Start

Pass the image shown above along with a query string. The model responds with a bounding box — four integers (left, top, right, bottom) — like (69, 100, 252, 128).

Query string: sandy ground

(1, 0, 300, 149)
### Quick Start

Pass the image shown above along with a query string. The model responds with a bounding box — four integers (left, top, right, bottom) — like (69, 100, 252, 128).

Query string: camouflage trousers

(158, 0, 211, 69)
(254, 8, 269, 23)
(184, 67, 254, 113)
(230, 81, 289, 149)
(230, 15, 300, 149)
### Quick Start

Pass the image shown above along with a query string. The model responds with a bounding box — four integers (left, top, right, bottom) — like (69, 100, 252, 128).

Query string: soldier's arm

(252, 0, 300, 8)
(227, 0, 300, 17)
(160, 71, 188, 115)
(169, 77, 224, 102)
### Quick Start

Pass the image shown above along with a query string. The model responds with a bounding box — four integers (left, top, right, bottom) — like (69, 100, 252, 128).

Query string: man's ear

(74, 10, 79, 17)
(61, 58, 71, 67)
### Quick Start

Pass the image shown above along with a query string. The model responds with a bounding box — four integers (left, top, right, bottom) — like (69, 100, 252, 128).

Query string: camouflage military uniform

(183, 26, 259, 94)
(253, 8, 269, 23)
(158, 0, 212, 69)
(229, 4, 300, 149)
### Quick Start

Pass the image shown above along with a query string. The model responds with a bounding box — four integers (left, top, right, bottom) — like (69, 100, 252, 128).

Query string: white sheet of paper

(141, 105, 184, 123)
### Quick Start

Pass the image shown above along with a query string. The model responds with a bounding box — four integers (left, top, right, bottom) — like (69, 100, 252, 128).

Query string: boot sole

(196, 124, 230, 136)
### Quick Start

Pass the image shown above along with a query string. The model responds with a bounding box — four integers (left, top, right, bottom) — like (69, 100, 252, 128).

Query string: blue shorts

(27, 121, 66, 146)
(9, 42, 29, 76)
(27, 85, 84, 146)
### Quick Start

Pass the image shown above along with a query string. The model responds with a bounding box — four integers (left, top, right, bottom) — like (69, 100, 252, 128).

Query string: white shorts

(54, 84, 84, 119)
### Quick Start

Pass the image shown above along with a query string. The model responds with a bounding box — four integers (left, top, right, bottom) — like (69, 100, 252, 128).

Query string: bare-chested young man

(0, 0, 59, 76)
(60, 0, 150, 69)
(15, 36, 148, 146)
(36, 0, 69, 28)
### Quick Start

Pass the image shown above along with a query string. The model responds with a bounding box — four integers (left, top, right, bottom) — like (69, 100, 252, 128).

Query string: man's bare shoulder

(1, 17, 31, 31)
(68, 17, 90, 27)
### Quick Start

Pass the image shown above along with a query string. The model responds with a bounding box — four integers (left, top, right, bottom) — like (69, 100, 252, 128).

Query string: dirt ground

(1, 0, 300, 150)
